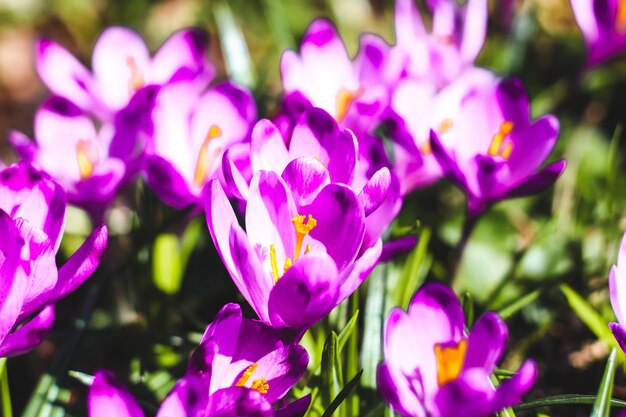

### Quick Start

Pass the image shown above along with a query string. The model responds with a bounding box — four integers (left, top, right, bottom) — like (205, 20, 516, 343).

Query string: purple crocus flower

(0, 162, 108, 357)
(10, 89, 158, 218)
(608, 232, 626, 351)
(392, 0, 488, 87)
(378, 282, 536, 417)
(571, 0, 626, 67)
(428, 76, 566, 216)
(143, 80, 256, 209)
(88, 303, 309, 416)
(36, 26, 213, 121)
(205, 170, 381, 338)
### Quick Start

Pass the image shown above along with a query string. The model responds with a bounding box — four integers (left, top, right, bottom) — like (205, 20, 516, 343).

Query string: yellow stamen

(76, 139, 97, 180)
(291, 214, 318, 261)
(438, 118, 454, 135)
(283, 257, 293, 275)
(236, 363, 258, 387)
(617, 0, 626, 33)
(126, 56, 144, 92)
(193, 125, 223, 187)
(251, 378, 269, 394)
(434, 338, 468, 387)
(419, 141, 432, 156)
(269, 244, 281, 283)
(487, 121, 515, 159)
(304, 244, 312, 254)
(336, 87, 363, 122)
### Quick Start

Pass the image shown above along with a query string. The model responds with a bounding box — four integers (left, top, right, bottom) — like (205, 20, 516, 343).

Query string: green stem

(346, 291, 359, 417)
(0, 357, 13, 417)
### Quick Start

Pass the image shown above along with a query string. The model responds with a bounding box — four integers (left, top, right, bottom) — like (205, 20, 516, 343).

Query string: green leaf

(514, 394, 626, 411)
(398, 228, 431, 309)
(559, 284, 613, 342)
(498, 288, 541, 320)
(153, 233, 183, 295)
(320, 370, 363, 417)
(321, 331, 339, 407)
(590, 348, 617, 417)
(461, 292, 475, 328)
(337, 309, 359, 354)
(0, 358, 12, 417)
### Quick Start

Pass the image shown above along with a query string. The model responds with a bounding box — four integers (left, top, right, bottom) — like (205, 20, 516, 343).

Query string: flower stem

(451, 210, 480, 292)
(0, 357, 13, 417)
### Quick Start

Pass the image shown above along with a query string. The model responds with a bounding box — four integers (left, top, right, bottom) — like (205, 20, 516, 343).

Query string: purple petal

(379, 235, 418, 263)
(206, 387, 273, 417)
(0, 211, 27, 343)
(337, 239, 382, 302)
(358, 167, 391, 216)
(275, 395, 311, 417)
(251, 344, 309, 403)
(304, 184, 365, 271)
(460, 0, 488, 63)
(36, 39, 96, 114)
(156, 374, 207, 417)
(503, 160, 567, 200)
(0, 305, 54, 357)
(435, 368, 494, 417)
(409, 283, 466, 344)
(496, 78, 529, 128)
(377, 362, 425, 417)
(144, 155, 198, 209)
(281, 158, 330, 207)
(268, 252, 339, 331)
(429, 129, 466, 189)
(222, 149, 250, 201)
(610, 322, 626, 353)
(464, 312, 508, 371)
(88, 370, 145, 417)
(491, 360, 537, 411)
(250, 119, 290, 173)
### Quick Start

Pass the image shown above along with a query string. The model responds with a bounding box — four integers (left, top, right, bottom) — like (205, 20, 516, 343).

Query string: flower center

(193, 125, 223, 187)
(125, 56, 144, 93)
(487, 120, 514, 159)
(269, 214, 318, 282)
(434, 338, 468, 387)
(76, 139, 99, 180)
(335, 87, 362, 122)
(235, 363, 269, 395)
(616, 0, 626, 34)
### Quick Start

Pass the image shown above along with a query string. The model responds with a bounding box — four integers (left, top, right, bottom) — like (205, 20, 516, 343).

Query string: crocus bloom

(0, 162, 108, 357)
(88, 303, 309, 417)
(205, 170, 381, 338)
(571, 0, 626, 67)
(608, 231, 626, 352)
(10, 92, 156, 217)
(36, 27, 213, 121)
(429, 76, 566, 216)
(144, 80, 256, 209)
(392, 0, 488, 87)
(378, 282, 536, 417)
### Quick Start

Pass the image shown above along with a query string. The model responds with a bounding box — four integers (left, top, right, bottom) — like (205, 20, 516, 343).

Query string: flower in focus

(608, 231, 626, 351)
(392, 0, 488, 87)
(205, 171, 381, 338)
(378, 282, 536, 417)
(89, 303, 309, 417)
(0, 162, 108, 357)
(36, 27, 213, 121)
(571, 0, 626, 68)
(144, 80, 256, 209)
(429, 76, 566, 216)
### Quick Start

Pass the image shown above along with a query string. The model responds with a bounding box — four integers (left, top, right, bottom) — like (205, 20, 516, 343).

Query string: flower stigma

(76, 139, 99, 180)
(235, 363, 269, 394)
(193, 125, 223, 187)
(335, 87, 362, 122)
(434, 338, 468, 387)
(269, 214, 318, 282)
(125, 56, 144, 93)
(487, 120, 514, 159)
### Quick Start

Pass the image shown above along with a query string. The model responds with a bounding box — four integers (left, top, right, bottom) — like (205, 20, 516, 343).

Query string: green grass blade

(590, 348, 617, 417)
(514, 394, 626, 411)
(559, 284, 612, 341)
(320, 370, 363, 417)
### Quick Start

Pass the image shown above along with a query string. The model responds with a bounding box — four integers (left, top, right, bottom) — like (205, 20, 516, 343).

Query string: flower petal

(281, 158, 330, 207)
(250, 119, 290, 173)
(206, 387, 273, 417)
(464, 312, 507, 371)
(156, 374, 207, 417)
(88, 370, 145, 417)
(358, 167, 391, 216)
(0, 305, 54, 357)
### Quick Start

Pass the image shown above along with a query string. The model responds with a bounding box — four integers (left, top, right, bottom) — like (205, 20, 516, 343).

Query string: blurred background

(4, 0, 626, 416)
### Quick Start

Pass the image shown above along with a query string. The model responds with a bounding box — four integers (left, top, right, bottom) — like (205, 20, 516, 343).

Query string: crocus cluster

(0, 162, 107, 357)
(89, 304, 310, 417)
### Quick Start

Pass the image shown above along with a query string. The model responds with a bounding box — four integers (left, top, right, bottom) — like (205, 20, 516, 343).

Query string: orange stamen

(193, 125, 223, 187)
(126, 56, 144, 92)
(434, 338, 468, 387)
(76, 139, 98, 179)
(487, 121, 515, 159)
(291, 214, 317, 261)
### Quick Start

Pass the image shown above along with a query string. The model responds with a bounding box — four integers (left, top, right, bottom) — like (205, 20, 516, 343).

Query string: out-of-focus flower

(608, 232, 626, 351)
(36, 27, 213, 121)
(10, 91, 157, 217)
(429, 76, 566, 216)
(144, 81, 256, 209)
(392, 0, 488, 87)
(205, 171, 381, 338)
(378, 282, 536, 417)
(571, 0, 626, 68)
(88, 303, 309, 417)
(0, 162, 107, 357)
